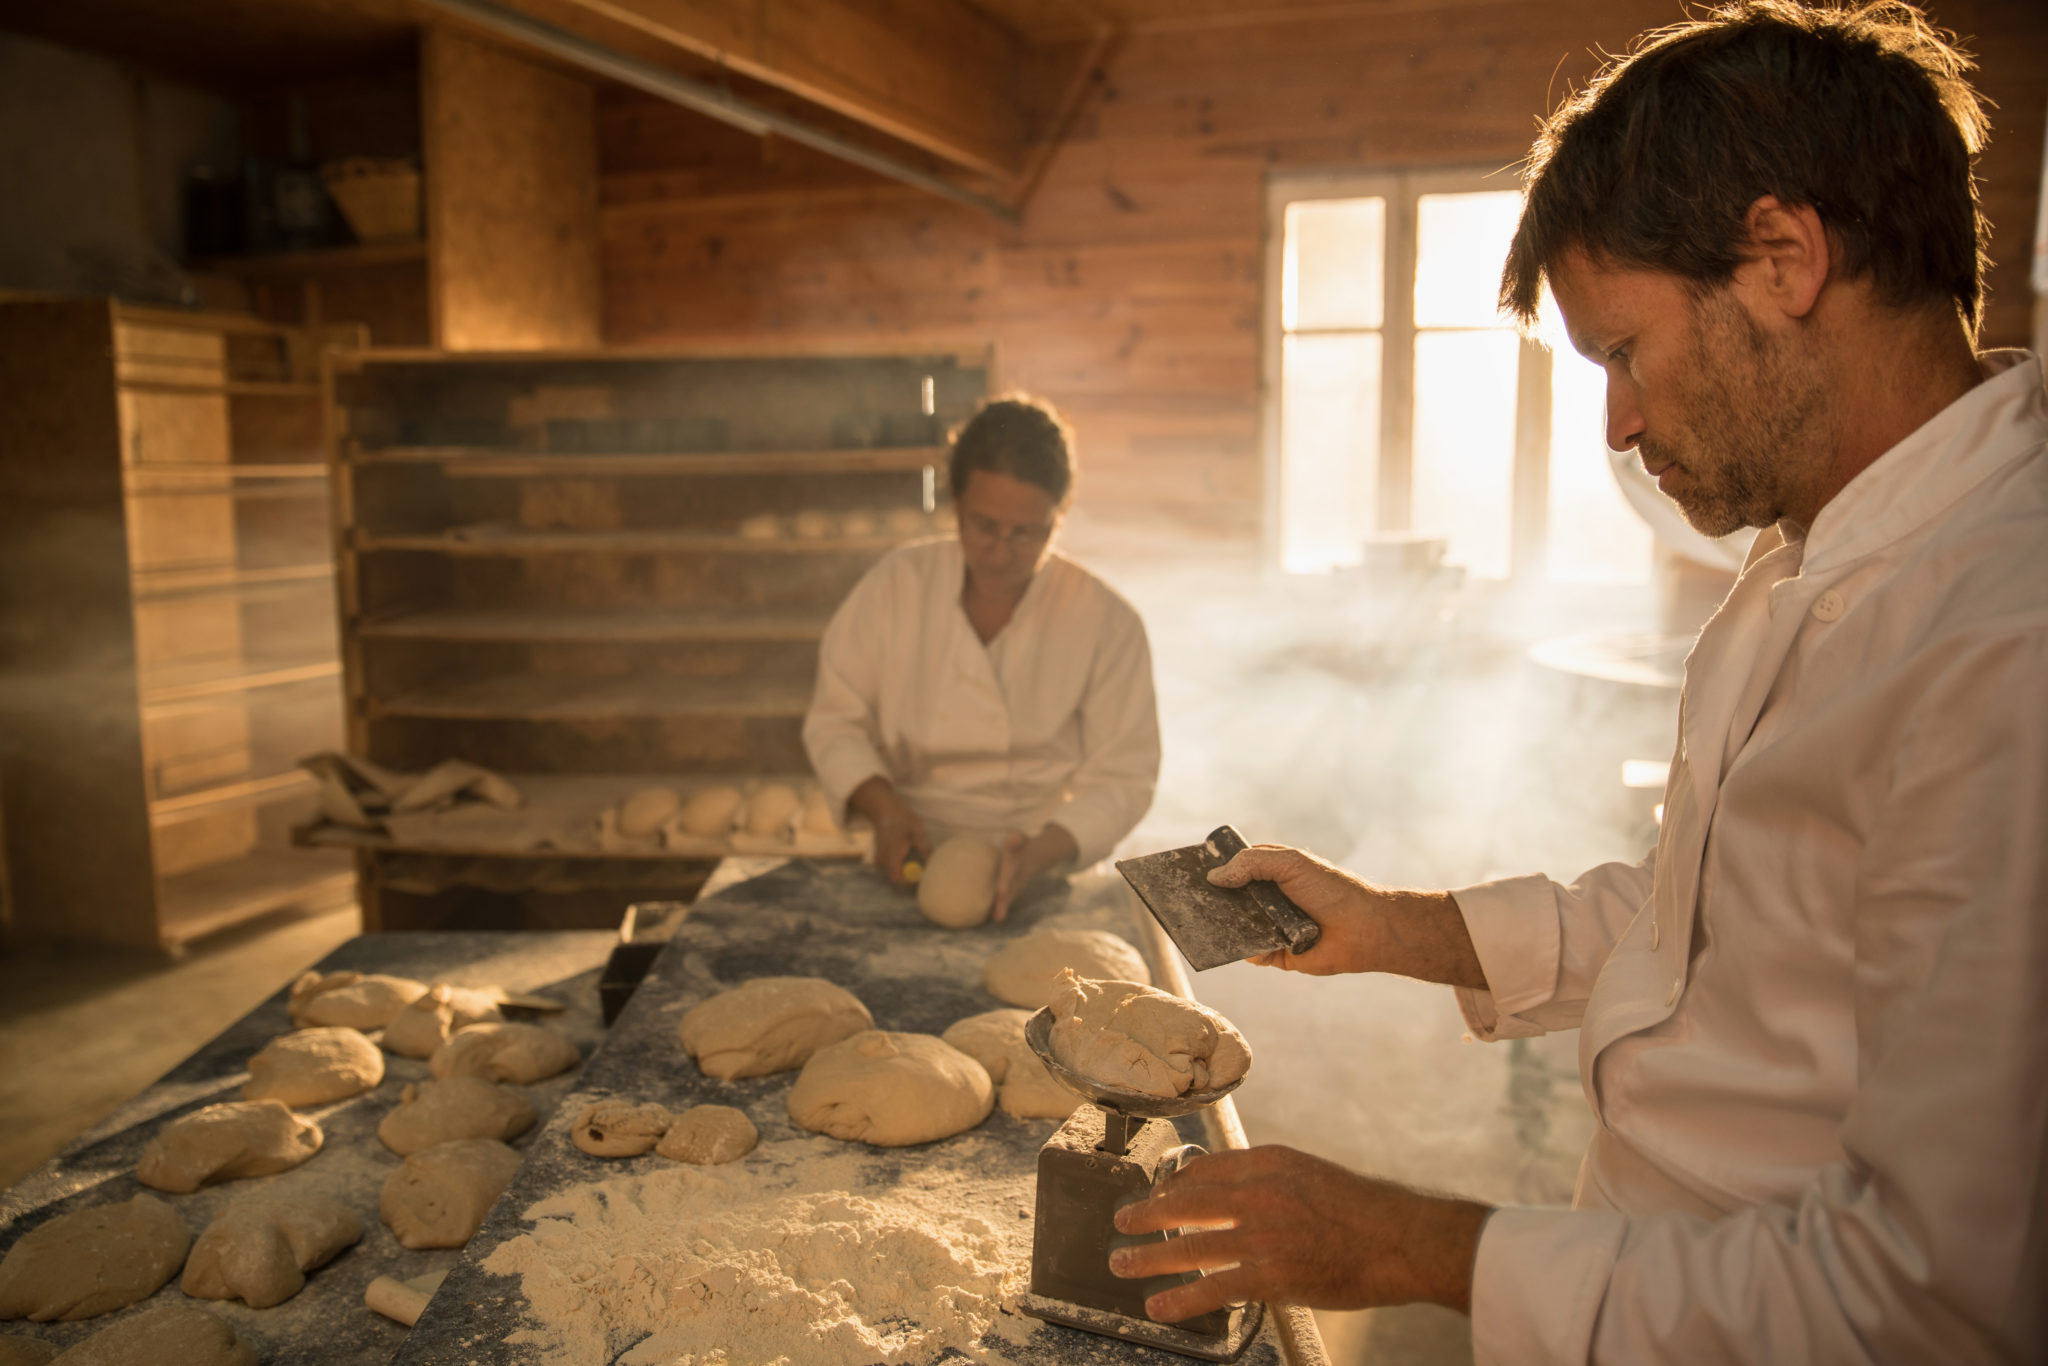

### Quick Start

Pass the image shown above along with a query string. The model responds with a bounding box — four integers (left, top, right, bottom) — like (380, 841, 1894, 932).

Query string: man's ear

(1736, 195, 1830, 321)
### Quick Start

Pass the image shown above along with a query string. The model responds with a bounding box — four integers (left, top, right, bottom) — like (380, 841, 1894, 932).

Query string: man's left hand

(1109, 1146, 1491, 1321)
(992, 824, 1079, 922)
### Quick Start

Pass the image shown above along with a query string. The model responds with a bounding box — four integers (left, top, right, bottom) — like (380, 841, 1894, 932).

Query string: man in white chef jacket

(804, 395, 1161, 919)
(1113, 3, 2046, 1361)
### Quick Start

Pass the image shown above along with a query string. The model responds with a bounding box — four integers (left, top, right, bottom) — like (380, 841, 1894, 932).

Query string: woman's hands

(847, 776, 930, 888)
(993, 823, 1078, 922)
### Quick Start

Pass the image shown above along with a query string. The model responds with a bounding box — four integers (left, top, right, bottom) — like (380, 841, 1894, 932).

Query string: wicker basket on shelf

(321, 158, 421, 243)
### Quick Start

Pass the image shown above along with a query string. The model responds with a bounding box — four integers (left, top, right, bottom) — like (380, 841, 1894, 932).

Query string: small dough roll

(788, 1030, 993, 1147)
(917, 835, 1001, 928)
(673, 785, 744, 838)
(379, 1139, 522, 1250)
(288, 970, 428, 1030)
(617, 786, 680, 838)
(42, 1305, 254, 1366)
(179, 1197, 362, 1309)
(655, 1105, 758, 1165)
(740, 784, 801, 839)
(885, 506, 929, 538)
(941, 1009, 1079, 1120)
(571, 1101, 672, 1157)
(789, 508, 834, 539)
(677, 977, 872, 1080)
(136, 1100, 322, 1194)
(982, 927, 1150, 1008)
(382, 983, 503, 1060)
(378, 1077, 535, 1155)
(429, 1023, 579, 1085)
(0, 1195, 188, 1323)
(242, 1026, 384, 1108)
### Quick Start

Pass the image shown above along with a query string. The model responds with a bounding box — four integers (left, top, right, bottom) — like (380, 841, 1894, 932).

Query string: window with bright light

(1265, 171, 1654, 584)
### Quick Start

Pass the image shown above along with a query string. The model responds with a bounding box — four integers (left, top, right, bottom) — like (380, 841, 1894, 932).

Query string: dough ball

(381, 983, 504, 1060)
(788, 1030, 993, 1147)
(677, 976, 873, 1080)
(378, 1077, 535, 1155)
(798, 787, 841, 837)
(674, 785, 744, 837)
(571, 1100, 672, 1157)
(43, 1305, 254, 1366)
(1047, 972, 1252, 1099)
(179, 1197, 361, 1309)
(737, 512, 782, 540)
(885, 506, 928, 538)
(655, 1105, 758, 1165)
(0, 1337, 55, 1365)
(982, 927, 1150, 1008)
(838, 509, 878, 538)
(740, 783, 801, 839)
(617, 786, 680, 838)
(379, 1139, 522, 1250)
(789, 508, 834, 539)
(429, 1022, 580, 1084)
(135, 1100, 322, 1194)
(288, 970, 428, 1030)
(941, 1009, 1079, 1120)
(241, 1026, 384, 1107)
(0, 1195, 188, 1322)
(917, 835, 1001, 929)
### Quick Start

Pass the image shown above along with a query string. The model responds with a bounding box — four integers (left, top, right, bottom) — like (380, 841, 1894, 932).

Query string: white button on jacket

(1449, 352, 2048, 1365)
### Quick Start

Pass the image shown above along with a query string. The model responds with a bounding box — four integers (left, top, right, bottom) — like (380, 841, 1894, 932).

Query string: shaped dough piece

(379, 1139, 522, 1249)
(740, 784, 801, 839)
(737, 512, 782, 540)
(941, 1009, 1079, 1120)
(789, 508, 834, 539)
(0, 1337, 56, 1365)
(0, 1195, 188, 1322)
(655, 1105, 758, 1164)
(788, 1030, 993, 1147)
(571, 1101, 672, 1157)
(617, 786, 680, 838)
(179, 1197, 362, 1309)
(378, 1077, 535, 1155)
(917, 835, 1001, 928)
(242, 1027, 384, 1107)
(677, 976, 873, 1080)
(798, 787, 841, 836)
(982, 927, 1151, 1008)
(288, 971, 428, 1030)
(1047, 973, 1252, 1099)
(135, 1100, 322, 1194)
(429, 1023, 579, 1084)
(381, 983, 504, 1060)
(672, 785, 743, 838)
(885, 506, 929, 538)
(838, 509, 878, 538)
(45, 1306, 254, 1366)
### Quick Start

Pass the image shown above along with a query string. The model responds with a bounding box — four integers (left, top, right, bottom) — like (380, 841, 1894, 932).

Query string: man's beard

(1647, 289, 1830, 538)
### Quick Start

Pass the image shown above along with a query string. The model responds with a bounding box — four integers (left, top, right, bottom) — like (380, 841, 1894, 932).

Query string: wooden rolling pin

(365, 1269, 449, 1326)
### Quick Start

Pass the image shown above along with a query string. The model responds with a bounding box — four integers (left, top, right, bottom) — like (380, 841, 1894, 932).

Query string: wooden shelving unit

(0, 299, 357, 951)
(321, 343, 992, 929)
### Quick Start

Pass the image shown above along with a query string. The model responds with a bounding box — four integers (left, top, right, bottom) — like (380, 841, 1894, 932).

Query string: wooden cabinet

(320, 343, 993, 929)
(0, 299, 354, 951)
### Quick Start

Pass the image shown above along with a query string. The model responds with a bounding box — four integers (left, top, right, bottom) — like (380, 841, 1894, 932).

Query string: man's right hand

(1208, 845, 1487, 990)
(848, 777, 930, 889)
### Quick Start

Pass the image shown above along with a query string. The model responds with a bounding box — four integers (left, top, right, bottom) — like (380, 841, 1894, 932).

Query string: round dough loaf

(737, 512, 782, 540)
(917, 835, 1001, 928)
(677, 977, 873, 1080)
(982, 927, 1150, 1008)
(798, 787, 841, 836)
(571, 1100, 672, 1157)
(288, 970, 428, 1029)
(241, 1026, 384, 1107)
(381, 983, 503, 1059)
(179, 1197, 361, 1309)
(135, 1100, 323, 1194)
(655, 1105, 758, 1164)
(940, 1009, 1079, 1120)
(885, 506, 928, 537)
(1047, 973, 1252, 1099)
(740, 783, 801, 838)
(429, 1023, 579, 1084)
(674, 785, 744, 837)
(787, 1030, 993, 1146)
(379, 1139, 522, 1250)
(0, 1195, 188, 1322)
(617, 786, 680, 838)
(44, 1305, 254, 1365)
(378, 1077, 535, 1155)
(838, 509, 878, 538)
(789, 508, 834, 539)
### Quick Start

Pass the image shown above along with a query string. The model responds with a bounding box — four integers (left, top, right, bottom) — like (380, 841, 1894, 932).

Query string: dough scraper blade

(1115, 824, 1321, 971)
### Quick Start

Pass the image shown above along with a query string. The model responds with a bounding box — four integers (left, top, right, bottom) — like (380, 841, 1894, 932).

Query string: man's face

(954, 469, 1061, 594)
(1549, 248, 1830, 537)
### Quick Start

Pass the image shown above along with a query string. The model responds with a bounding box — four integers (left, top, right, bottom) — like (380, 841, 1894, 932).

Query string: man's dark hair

(1501, 0, 1990, 331)
(949, 394, 1076, 506)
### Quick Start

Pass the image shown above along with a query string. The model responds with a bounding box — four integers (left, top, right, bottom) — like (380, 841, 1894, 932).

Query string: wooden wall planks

(598, 0, 2048, 542)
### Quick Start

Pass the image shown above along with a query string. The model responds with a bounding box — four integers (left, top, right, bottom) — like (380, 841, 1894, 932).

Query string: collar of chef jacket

(1575, 349, 2047, 1115)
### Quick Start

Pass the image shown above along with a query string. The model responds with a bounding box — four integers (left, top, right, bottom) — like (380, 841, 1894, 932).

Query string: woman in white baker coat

(803, 395, 1161, 920)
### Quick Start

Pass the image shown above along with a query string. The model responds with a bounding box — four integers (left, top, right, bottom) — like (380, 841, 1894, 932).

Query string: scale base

(1018, 1292, 1264, 1362)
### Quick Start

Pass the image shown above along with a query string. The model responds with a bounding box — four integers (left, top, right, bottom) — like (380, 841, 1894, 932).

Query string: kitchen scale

(1014, 1007, 1264, 1361)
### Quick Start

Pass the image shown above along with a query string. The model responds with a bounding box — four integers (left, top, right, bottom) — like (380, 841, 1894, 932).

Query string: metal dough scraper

(1115, 824, 1321, 971)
